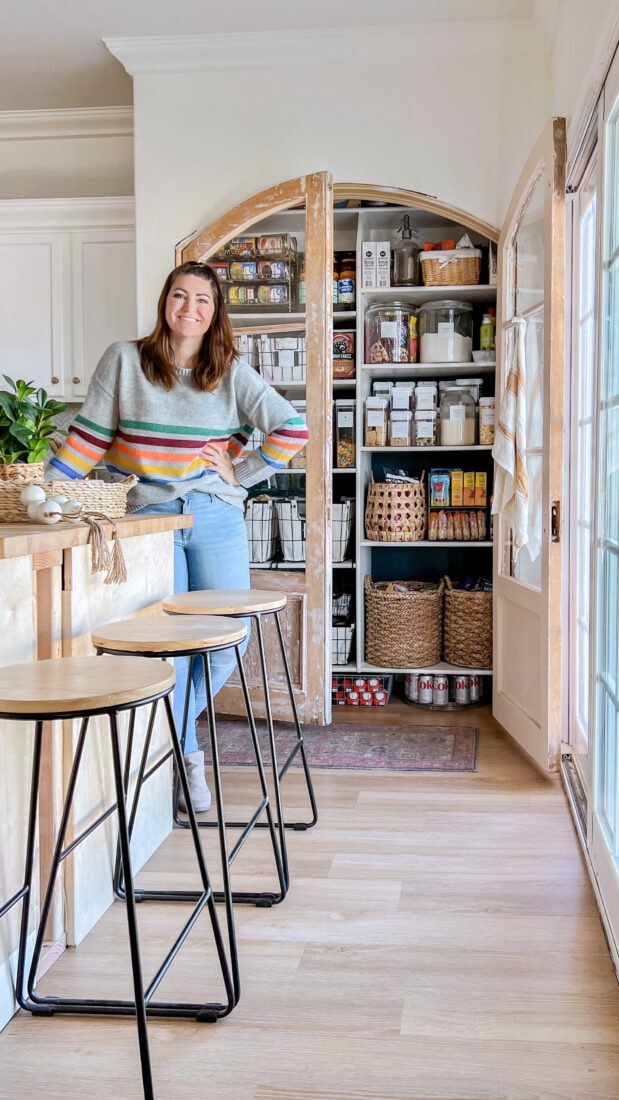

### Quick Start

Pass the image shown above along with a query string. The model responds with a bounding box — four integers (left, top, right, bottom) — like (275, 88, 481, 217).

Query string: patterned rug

(197, 717, 478, 772)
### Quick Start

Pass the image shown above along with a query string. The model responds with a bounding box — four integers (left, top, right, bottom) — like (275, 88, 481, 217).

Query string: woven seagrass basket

(364, 575, 443, 668)
(0, 475, 138, 523)
(443, 576, 493, 668)
(420, 249, 481, 287)
(0, 461, 45, 483)
(364, 472, 426, 542)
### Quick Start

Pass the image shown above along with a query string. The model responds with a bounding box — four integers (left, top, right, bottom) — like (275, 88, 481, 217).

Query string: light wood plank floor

(2, 702, 619, 1099)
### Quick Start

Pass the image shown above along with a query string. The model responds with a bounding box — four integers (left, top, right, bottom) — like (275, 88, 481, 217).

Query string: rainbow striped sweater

(49, 341, 309, 512)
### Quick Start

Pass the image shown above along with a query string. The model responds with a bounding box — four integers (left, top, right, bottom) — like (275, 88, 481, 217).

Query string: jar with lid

(414, 381, 438, 411)
(337, 254, 356, 307)
(439, 386, 476, 445)
(418, 300, 473, 363)
(335, 399, 356, 467)
(365, 302, 411, 364)
(414, 408, 437, 446)
(478, 396, 495, 445)
(455, 377, 484, 404)
(389, 410, 413, 446)
(365, 397, 389, 446)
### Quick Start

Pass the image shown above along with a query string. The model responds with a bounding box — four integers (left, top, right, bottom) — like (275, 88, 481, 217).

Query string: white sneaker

(178, 750, 212, 813)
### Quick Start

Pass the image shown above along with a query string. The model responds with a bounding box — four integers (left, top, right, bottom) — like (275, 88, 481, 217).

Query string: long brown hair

(138, 261, 239, 391)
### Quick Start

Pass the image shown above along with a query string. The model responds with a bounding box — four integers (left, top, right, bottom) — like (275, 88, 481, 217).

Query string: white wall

(552, 0, 619, 150)
(122, 23, 551, 331)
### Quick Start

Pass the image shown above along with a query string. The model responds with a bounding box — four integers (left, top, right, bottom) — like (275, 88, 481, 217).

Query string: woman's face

(165, 273, 217, 341)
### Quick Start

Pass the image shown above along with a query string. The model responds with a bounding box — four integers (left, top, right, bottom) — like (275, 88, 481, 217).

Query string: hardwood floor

(2, 702, 619, 1099)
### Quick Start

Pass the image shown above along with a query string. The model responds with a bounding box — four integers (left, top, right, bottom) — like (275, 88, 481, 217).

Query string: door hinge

(551, 500, 561, 543)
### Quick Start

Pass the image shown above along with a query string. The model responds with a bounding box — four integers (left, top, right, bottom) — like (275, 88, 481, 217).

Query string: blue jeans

(135, 493, 250, 753)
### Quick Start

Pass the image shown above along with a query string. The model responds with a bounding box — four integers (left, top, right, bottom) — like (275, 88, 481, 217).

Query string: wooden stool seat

(163, 588, 287, 616)
(0, 652, 233, 1100)
(0, 655, 174, 716)
(92, 613, 247, 654)
(162, 587, 318, 837)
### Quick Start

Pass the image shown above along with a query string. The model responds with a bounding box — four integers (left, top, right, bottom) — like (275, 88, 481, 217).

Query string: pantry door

(176, 172, 333, 725)
(492, 119, 567, 772)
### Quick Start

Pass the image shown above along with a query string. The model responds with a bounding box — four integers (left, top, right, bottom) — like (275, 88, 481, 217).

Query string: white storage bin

(258, 332, 306, 383)
(245, 498, 279, 563)
(332, 500, 355, 562)
(274, 498, 306, 561)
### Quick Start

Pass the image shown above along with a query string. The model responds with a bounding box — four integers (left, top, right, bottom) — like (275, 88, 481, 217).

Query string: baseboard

(0, 931, 36, 1032)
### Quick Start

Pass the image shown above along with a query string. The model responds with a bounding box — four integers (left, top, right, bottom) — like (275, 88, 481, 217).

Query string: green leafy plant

(0, 375, 67, 465)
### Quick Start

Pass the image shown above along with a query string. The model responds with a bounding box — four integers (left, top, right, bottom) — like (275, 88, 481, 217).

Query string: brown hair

(138, 261, 239, 391)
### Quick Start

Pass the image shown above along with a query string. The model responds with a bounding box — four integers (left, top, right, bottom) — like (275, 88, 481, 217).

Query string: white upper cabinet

(0, 199, 135, 400)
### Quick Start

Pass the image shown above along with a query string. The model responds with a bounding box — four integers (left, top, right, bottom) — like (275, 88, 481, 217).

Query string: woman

(50, 260, 309, 812)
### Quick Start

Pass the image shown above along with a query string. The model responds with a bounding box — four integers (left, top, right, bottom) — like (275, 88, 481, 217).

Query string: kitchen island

(0, 512, 191, 1029)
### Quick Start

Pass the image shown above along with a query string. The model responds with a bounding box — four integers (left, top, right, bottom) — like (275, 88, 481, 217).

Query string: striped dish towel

(491, 317, 529, 554)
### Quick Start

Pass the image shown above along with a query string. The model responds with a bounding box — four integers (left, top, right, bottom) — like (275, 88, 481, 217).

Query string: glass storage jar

(478, 396, 495, 446)
(389, 410, 413, 446)
(335, 399, 356, 467)
(418, 300, 473, 363)
(439, 386, 476, 445)
(365, 397, 389, 446)
(414, 408, 437, 446)
(365, 301, 411, 364)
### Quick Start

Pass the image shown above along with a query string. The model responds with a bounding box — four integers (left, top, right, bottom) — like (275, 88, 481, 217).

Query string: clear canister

(414, 409, 437, 446)
(478, 396, 495, 446)
(418, 299, 473, 363)
(365, 301, 411, 364)
(389, 410, 413, 446)
(335, 399, 356, 467)
(439, 386, 476, 445)
(365, 397, 389, 446)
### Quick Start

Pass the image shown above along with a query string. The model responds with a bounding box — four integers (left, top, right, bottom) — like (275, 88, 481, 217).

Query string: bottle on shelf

(333, 256, 339, 306)
(480, 312, 494, 352)
(337, 253, 356, 308)
(393, 214, 420, 286)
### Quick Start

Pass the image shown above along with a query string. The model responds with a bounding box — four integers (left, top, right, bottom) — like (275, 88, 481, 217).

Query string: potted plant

(0, 375, 67, 482)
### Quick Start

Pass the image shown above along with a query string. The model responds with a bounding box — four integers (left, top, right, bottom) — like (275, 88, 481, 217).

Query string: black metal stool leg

(273, 609, 318, 829)
(254, 616, 289, 888)
(14, 721, 44, 1007)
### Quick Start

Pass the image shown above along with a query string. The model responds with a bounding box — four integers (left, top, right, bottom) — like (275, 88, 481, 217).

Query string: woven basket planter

(443, 576, 493, 669)
(364, 472, 427, 542)
(364, 576, 443, 668)
(0, 475, 138, 523)
(420, 249, 481, 287)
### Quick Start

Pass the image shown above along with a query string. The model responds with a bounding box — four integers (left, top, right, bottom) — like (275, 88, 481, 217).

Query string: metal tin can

(469, 674, 482, 702)
(432, 674, 449, 706)
(404, 673, 419, 701)
(418, 673, 434, 704)
(455, 674, 470, 704)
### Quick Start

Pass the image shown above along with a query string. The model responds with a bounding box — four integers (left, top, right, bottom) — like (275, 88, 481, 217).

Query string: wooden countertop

(0, 513, 193, 560)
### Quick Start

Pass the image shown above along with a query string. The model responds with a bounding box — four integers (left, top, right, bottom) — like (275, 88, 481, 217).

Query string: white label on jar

(416, 420, 434, 438)
(480, 407, 495, 425)
(437, 321, 455, 336)
(449, 404, 466, 421)
(416, 390, 436, 410)
(367, 410, 385, 426)
(381, 321, 398, 338)
(338, 411, 354, 427)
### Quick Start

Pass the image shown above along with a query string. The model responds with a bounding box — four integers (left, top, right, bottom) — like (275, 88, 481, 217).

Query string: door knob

(72, 376, 80, 384)
(51, 376, 59, 384)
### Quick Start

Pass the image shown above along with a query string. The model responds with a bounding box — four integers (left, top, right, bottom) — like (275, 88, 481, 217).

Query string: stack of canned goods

(404, 672, 482, 707)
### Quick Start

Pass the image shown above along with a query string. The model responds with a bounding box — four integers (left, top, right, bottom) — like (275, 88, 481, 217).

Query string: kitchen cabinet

(0, 198, 136, 401)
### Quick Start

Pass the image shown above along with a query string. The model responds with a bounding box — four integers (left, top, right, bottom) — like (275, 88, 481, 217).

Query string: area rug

(197, 717, 478, 772)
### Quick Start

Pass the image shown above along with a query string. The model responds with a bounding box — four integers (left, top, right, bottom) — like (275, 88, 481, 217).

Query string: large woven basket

(0, 475, 138, 523)
(364, 472, 426, 542)
(0, 461, 45, 483)
(420, 249, 481, 287)
(443, 576, 493, 668)
(364, 575, 443, 667)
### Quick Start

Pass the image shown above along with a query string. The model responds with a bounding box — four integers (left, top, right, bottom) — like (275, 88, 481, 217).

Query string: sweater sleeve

(231, 361, 309, 488)
(48, 345, 122, 479)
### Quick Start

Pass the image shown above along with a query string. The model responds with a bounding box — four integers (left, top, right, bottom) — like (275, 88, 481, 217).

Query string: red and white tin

(455, 674, 470, 704)
(432, 674, 449, 706)
(418, 673, 434, 704)
(469, 674, 482, 702)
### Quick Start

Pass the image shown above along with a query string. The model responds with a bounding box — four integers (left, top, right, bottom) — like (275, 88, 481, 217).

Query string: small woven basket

(443, 576, 493, 668)
(364, 575, 443, 667)
(0, 475, 138, 523)
(364, 472, 426, 542)
(420, 249, 481, 287)
(0, 462, 45, 483)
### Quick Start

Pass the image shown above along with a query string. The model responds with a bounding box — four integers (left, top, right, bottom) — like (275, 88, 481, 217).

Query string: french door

(493, 119, 567, 773)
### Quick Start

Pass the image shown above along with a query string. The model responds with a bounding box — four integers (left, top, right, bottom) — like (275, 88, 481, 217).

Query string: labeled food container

(335, 399, 356, 467)
(418, 300, 473, 363)
(333, 330, 356, 378)
(389, 410, 413, 446)
(439, 386, 476, 445)
(365, 397, 389, 446)
(414, 409, 437, 446)
(365, 302, 411, 364)
(478, 397, 496, 445)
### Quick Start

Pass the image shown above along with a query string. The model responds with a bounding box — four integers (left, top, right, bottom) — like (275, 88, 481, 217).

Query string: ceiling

(0, 0, 544, 113)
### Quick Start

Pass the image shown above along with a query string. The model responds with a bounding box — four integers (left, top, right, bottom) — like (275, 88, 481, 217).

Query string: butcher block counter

(0, 512, 192, 1030)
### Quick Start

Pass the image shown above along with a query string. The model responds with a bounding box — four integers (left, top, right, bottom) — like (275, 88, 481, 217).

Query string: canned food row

(404, 672, 483, 706)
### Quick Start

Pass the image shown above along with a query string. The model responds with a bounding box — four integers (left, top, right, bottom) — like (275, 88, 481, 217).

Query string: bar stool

(162, 588, 318, 838)
(0, 654, 234, 1100)
(91, 614, 288, 935)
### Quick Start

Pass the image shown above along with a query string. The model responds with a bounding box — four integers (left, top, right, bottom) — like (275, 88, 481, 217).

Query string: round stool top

(92, 612, 247, 654)
(0, 655, 175, 717)
(163, 588, 287, 617)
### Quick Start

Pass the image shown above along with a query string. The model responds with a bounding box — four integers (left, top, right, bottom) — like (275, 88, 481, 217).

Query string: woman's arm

(48, 344, 122, 479)
(230, 362, 309, 488)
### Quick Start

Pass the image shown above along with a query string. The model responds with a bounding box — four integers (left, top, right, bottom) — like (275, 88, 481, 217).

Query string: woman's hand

(201, 442, 240, 486)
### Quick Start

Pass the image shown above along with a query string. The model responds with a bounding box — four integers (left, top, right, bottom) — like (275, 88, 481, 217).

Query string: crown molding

(0, 107, 133, 142)
(0, 196, 135, 231)
(105, 22, 545, 76)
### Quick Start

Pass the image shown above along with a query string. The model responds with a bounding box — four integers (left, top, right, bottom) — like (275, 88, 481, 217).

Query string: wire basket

(332, 500, 355, 562)
(364, 472, 427, 542)
(332, 623, 354, 665)
(258, 332, 306, 383)
(364, 576, 443, 668)
(245, 497, 279, 563)
(420, 248, 481, 287)
(0, 475, 138, 522)
(274, 498, 306, 561)
(443, 576, 493, 668)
